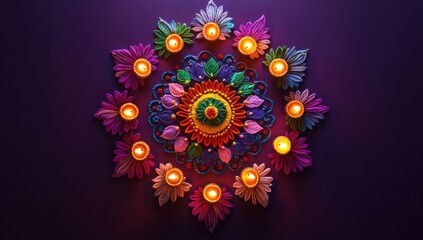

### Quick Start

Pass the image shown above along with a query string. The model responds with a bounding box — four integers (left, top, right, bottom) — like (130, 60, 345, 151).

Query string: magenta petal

(160, 125, 181, 140)
(168, 83, 185, 98)
(244, 120, 263, 134)
(174, 136, 189, 152)
(160, 94, 179, 110)
(245, 95, 264, 108)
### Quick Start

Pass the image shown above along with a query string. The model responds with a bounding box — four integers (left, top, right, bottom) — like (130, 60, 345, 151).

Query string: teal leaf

(204, 58, 219, 79)
(229, 71, 245, 88)
(157, 20, 170, 36)
(187, 142, 202, 158)
(177, 70, 191, 85)
(238, 82, 255, 97)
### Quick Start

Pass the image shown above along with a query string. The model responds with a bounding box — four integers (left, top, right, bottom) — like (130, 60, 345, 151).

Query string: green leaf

(204, 58, 219, 79)
(154, 38, 165, 45)
(187, 142, 202, 158)
(157, 20, 170, 35)
(229, 71, 245, 88)
(238, 82, 255, 97)
(281, 46, 287, 58)
(154, 30, 166, 39)
(177, 70, 191, 85)
(158, 48, 166, 57)
(269, 48, 275, 59)
(275, 46, 283, 58)
(183, 38, 193, 44)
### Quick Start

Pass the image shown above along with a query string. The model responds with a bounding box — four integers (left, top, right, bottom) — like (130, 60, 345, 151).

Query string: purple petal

(245, 95, 264, 108)
(160, 125, 181, 140)
(244, 120, 263, 134)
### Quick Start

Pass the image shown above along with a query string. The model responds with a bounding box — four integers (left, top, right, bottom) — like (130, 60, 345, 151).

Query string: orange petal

(232, 119, 243, 127)
(217, 82, 224, 92)
(212, 137, 218, 148)
(195, 83, 202, 94)
(201, 81, 207, 91)
(204, 136, 211, 147)
(223, 85, 230, 94)
(178, 104, 190, 111)
(185, 125, 195, 133)
(176, 111, 188, 117)
(227, 90, 236, 98)
(185, 92, 193, 100)
(217, 136, 223, 147)
(180, 118, 191, 126)
(197, 133, 204, 143)
(230, 125, 240, 134)
(191, 131, 199, 140)
(228, 131, 234, 140)
(181, 97, 191, 105)
(232, 103, 244, 110)
(189, 88, 197, 97)
(231, 96, 240, 103)
(222, 132, 228, 144)
(213, 80, 219, 90)
(206, 80, 213, 90)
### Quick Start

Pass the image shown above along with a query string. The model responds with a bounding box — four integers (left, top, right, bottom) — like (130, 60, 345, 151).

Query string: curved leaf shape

(177, 70, 191, 85)
(204, 58, 220, 79)
(168, 83, 185, 98)
(174, 136, 189, 152)
(230, 71, 244, 88)
(160, 125, 181, 140)
(244, 120, 263, 134)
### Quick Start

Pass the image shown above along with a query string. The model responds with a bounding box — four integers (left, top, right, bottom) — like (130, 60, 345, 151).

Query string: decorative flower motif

(233, 15, 270, 59)
(285, 89, 329, 131)
(148, 51, 275, 174)
(263, 46, 308, 89)
(188, 184, 233, 233)
(192, 0, 234, 41)
(268, 131, 311, 174)
(233, 163, 273, 207)
(111, 44, 159, 90)
(152, 163, 192, 206)
(94, 90, 139, 135)
(112, 132, 154, 179)
(154, 18, 194, 58)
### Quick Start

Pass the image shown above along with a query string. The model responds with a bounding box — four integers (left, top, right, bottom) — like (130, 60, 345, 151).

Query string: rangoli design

(94, 0, 329, 233)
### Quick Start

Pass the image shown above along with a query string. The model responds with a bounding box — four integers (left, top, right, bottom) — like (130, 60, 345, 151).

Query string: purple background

(2, 0, 423, 239)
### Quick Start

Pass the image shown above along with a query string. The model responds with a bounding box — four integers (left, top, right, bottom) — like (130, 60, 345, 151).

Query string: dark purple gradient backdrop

(2, 0, 423, 239)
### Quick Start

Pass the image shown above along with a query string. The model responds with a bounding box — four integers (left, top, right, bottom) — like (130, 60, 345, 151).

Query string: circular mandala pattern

(94, 0, 330, 234)
(148, 51, 275, 174)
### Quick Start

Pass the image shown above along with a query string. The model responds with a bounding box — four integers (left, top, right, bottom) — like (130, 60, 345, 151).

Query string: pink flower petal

(218, 146, 231, 163)
(168, 83, 185, 98)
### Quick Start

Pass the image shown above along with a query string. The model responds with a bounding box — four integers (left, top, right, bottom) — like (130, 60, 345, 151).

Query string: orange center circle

(202, 183, 222, 203)
(131, 141, 150, 161)
(204, 106, 219, 119)
(269, 58, 289, 77)
(119, 103, 139, 121)
(165, 34, 184, 53)
(203, 22, 220, 41)
(165, 167, 184, 186)
(133, 58, 152, 78)
(237, 36, 257, 55)
(285, 100, 305, 118)
(241, 167, 259, 188)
